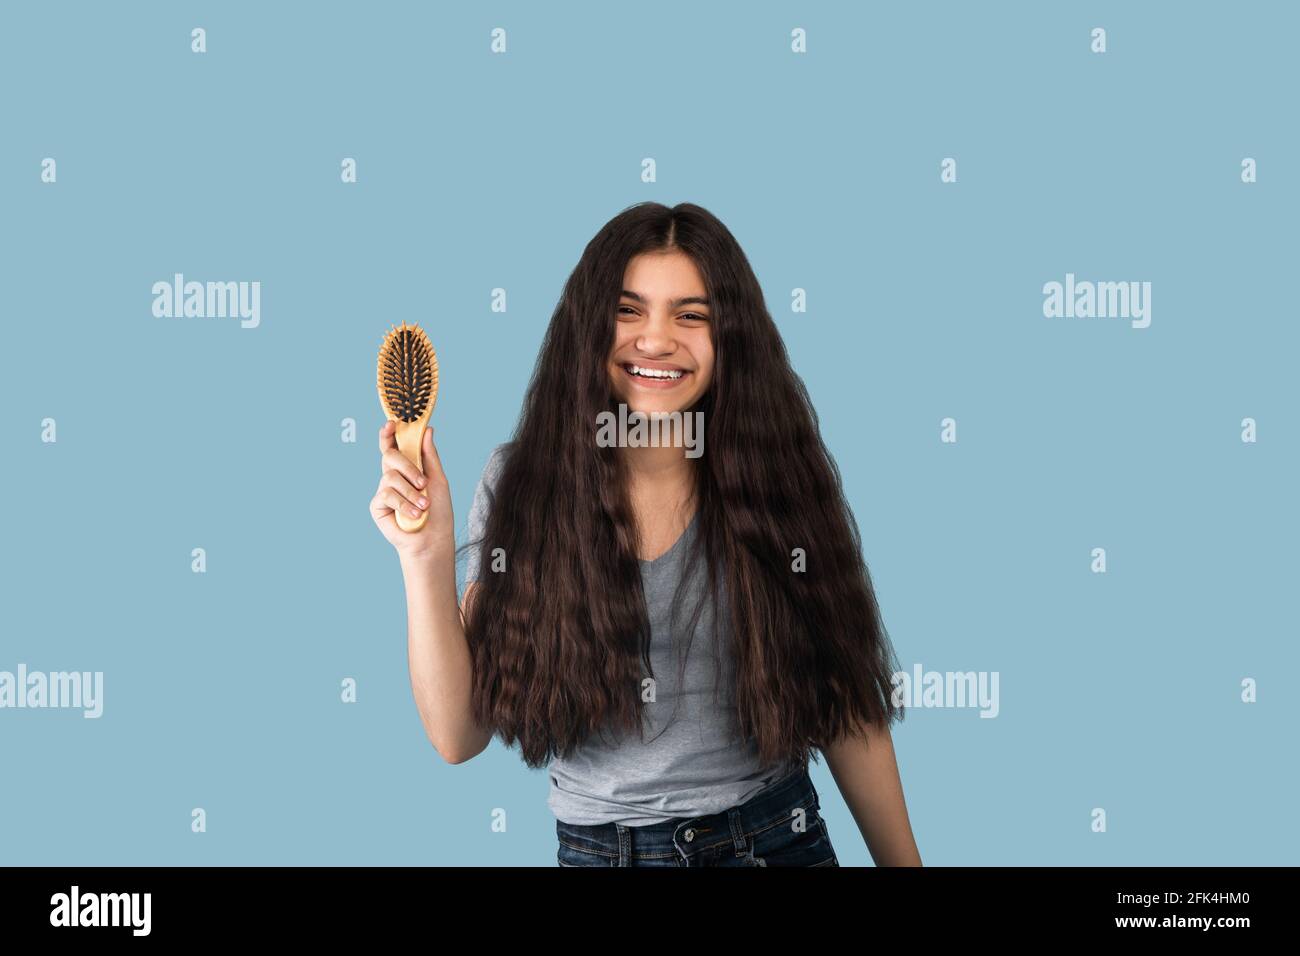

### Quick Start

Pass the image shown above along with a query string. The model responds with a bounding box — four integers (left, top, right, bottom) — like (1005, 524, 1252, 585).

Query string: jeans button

(684, 828, 695, 842)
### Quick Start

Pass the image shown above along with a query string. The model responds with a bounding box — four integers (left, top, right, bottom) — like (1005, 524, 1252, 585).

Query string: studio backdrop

(1, 0, 1295, 866)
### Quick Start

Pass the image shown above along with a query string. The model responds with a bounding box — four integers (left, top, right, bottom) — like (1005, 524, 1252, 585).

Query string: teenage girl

(370, 202, 922, 867)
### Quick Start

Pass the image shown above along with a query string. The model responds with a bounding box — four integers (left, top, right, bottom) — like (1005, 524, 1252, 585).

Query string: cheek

(608, 330, 636, 364)
(694, 346, 716, 387)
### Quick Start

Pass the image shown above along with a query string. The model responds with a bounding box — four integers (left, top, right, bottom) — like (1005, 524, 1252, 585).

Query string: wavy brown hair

(462, 201, 903, 768)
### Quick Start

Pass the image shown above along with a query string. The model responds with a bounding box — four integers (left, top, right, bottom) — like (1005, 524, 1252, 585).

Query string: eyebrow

(620, 289, 711, 309)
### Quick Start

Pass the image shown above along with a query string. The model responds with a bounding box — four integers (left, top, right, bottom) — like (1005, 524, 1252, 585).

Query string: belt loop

(615, 823, 631, 867)
(727, 807, 747, 852)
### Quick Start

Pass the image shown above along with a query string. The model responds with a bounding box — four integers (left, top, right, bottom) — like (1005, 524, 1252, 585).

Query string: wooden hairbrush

(377, 320, 439, 532)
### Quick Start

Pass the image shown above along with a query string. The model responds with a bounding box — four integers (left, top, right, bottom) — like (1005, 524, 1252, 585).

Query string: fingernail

(417, 497, 427, 508)
(409, 506, 421, 517)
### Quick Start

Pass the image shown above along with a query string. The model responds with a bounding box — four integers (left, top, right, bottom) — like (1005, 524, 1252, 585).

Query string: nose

(634, 311, 676, 356)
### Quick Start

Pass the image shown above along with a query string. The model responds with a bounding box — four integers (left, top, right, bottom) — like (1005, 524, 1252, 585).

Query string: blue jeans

(555, 767, 841, 867)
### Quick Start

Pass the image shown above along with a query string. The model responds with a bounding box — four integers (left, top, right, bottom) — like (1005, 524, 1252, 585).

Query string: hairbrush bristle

(377, 321, 438, 423)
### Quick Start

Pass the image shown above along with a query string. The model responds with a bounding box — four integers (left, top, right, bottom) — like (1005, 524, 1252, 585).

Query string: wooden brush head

(377, 321, 439, 425)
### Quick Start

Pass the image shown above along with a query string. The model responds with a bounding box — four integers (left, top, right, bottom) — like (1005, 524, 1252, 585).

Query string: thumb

(422, 426, 446, 482)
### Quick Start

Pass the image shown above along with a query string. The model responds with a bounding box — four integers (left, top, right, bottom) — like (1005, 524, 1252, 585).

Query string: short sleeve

(462, 443, 510, 585)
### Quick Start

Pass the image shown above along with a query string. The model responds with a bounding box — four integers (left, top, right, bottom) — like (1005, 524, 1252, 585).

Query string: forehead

(620, 251, 707, 300)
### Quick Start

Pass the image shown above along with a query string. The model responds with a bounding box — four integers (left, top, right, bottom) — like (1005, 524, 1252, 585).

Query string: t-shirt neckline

(639, 511, 699, 567)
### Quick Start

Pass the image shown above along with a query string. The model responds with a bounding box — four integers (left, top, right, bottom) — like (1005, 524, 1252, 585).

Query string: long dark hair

(463, 201, 902, 768)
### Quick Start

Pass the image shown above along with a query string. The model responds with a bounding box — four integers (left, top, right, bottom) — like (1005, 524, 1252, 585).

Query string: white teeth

(627, 364, 684, 380)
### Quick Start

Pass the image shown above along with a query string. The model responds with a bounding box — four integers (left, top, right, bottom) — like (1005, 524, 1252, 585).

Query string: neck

(620, 445, 697, 512)
(620, 442, 692, 477)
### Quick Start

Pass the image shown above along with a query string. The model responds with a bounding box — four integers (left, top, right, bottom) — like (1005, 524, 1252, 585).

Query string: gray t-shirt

(462, 444, 803, 826)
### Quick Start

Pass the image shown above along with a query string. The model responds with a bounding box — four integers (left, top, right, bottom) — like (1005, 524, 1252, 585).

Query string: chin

(611, 388, 695, 417)
(634, 399, 692, 417)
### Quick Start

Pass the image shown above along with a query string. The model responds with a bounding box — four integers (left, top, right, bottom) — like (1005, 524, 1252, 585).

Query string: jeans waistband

(555, 765, 820, 865)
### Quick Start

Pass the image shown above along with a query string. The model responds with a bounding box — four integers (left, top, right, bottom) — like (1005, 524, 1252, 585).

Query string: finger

(421, 427, 447, 484)
(382, 486, 425, 520)
(382, 447, 427, 492)
(380, 469, 428, 511)
(370, 496, 405, 540)
(369, 491, 394, 521)
(378, 419, 397, 455)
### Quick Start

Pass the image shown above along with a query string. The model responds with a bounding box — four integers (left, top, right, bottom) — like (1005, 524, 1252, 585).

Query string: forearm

(823, 719, 923, 866)
(399, 550, 492, 763)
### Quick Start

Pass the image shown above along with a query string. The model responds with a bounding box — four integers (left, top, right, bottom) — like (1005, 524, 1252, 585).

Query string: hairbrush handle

(393, 420, 429, 533)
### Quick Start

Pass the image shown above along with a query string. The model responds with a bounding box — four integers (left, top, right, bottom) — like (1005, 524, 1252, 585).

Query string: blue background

(1, 0, 1295, 865)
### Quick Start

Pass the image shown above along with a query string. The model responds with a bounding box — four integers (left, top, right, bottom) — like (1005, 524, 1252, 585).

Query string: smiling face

(607, 250, 715, 417)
